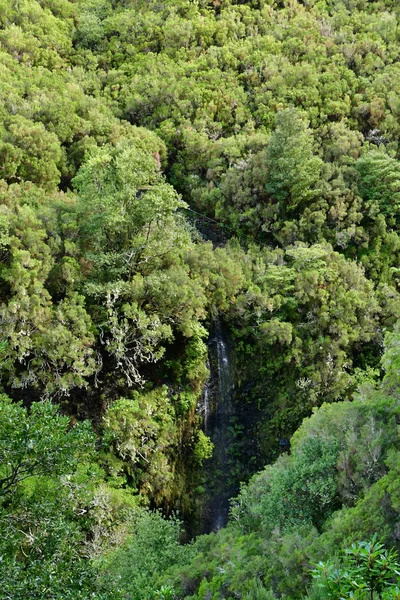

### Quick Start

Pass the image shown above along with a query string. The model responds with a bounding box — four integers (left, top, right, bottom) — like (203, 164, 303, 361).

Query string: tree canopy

(1, 0, 400, 596)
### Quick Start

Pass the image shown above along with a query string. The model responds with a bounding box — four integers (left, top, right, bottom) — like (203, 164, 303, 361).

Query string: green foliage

(0, 394, 117, 599)
(194, 430, 214, 466)
(0, 141, 212, 397)
(154, 329, 400, 598)
(100, 510, 192, 600)
(72, 140, 183, 263)
(227, 242, 384, 455)
(154, 585, 176, 600)
(311, 538, 400, 599)
(102, 388, 177, 500)
(264, 109, 323, 210)
(230, 436, 340, 536)
(0, 394, 95, 497)
(356, 150, 400, 221)
(2, 0, 400, 595)
(1, 115, 62, 188)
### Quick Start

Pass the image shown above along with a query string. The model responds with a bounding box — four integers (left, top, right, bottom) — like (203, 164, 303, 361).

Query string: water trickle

(199, 317, 235, 534)
(200, 361, 210, 435)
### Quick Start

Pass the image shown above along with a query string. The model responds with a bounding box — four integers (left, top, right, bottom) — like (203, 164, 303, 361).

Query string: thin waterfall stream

(198, 317, 236, 534)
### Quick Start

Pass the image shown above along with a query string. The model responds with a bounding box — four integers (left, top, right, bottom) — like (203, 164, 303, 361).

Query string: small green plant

(311, 537, 400, 599)
(154, 584, 175, 600)
(193, 430, 214, 465)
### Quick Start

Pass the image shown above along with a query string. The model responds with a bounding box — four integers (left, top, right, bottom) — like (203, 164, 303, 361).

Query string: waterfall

(201, 361, 210, 435)
(199, 317, 235, 534)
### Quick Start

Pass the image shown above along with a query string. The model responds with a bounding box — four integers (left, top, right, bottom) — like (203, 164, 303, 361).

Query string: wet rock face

(198, 318, 235, 534)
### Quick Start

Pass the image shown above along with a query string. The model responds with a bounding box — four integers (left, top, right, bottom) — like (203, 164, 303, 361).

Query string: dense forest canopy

(1, 0, 400, 597)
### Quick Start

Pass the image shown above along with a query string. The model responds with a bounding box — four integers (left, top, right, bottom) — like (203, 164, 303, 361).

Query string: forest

(1, 0, 400, 597)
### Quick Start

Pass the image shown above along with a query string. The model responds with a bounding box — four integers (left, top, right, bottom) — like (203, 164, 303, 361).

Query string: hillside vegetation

(1, 0, 400, 597)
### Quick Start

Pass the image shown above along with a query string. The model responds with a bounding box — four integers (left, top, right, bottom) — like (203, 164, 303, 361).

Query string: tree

(311, 538, 400, 600)
(356, 150, 400, 222)
(1, 115, 62, 189)
(264, 109, 323, 212)
(100, 510, 191, 600)
(0, 394, 94, 497)
(71, 139, 214, 389)
(0, 395, 117, 599)
(102, 388, 176, 500)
